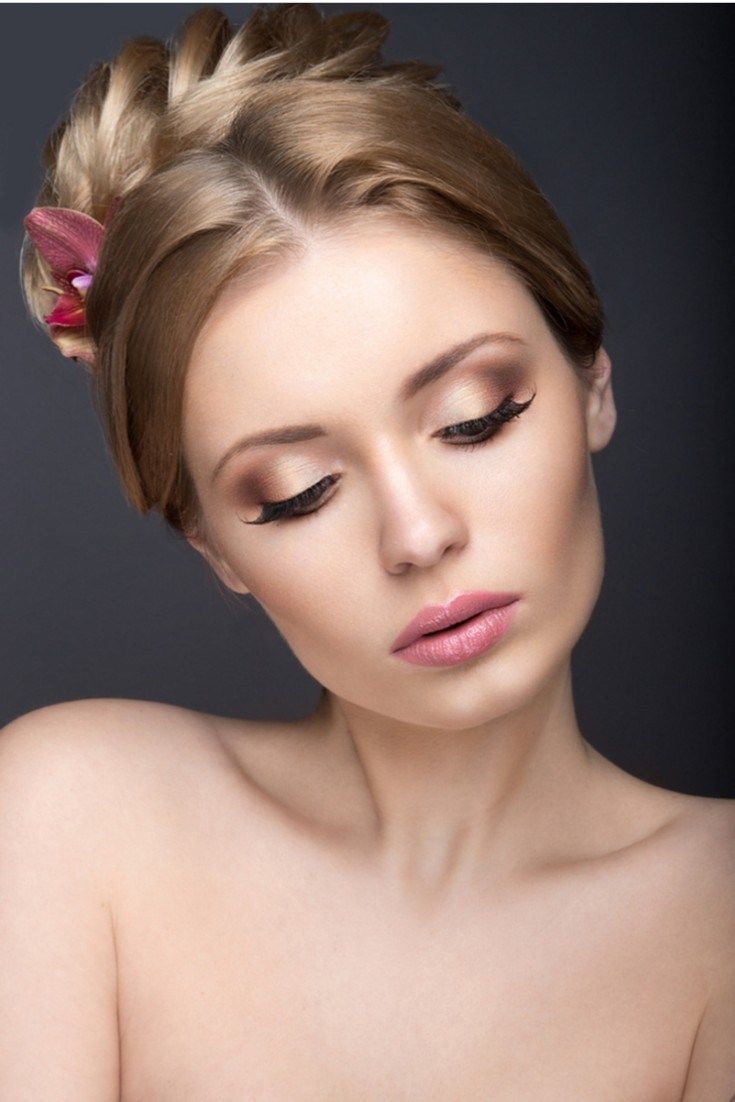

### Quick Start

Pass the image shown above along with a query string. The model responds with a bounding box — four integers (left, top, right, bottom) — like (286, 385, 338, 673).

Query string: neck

(308, 662, 611, 906)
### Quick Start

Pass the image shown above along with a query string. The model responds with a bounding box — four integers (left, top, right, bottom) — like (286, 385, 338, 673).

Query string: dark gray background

(1, 4, 733, 795)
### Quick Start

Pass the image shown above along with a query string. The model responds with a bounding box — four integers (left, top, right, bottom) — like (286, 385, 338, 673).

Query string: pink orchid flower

(23, 197, 121, 364)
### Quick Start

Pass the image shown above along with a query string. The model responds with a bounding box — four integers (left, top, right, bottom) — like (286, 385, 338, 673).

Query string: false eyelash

(438, 393, 535, 448)
(243, 389, 536, 526)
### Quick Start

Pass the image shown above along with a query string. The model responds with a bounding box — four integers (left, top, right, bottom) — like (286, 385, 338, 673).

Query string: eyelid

(237, 363, 532, 481)
(242, 386, 536, 526)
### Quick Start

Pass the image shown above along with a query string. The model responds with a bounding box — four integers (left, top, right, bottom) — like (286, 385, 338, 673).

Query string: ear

(583, 346, 617, 454)
(185, 532, 251, 596)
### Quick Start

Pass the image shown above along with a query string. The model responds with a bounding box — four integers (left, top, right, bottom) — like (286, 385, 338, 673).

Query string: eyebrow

(209, 331, 527, 484)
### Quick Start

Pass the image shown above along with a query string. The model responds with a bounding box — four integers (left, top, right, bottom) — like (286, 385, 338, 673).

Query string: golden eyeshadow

(247, 458, 328, 501)
(233, 358, 534, 500)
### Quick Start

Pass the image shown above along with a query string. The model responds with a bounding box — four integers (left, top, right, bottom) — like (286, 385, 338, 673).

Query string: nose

(374, 447, 468, 574)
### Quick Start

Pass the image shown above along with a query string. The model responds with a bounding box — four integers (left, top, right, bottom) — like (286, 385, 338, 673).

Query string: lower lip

(392, 600, 520, 667)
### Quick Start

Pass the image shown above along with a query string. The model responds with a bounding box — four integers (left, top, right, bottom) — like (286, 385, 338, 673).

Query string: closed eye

(241, 389, 536, 526)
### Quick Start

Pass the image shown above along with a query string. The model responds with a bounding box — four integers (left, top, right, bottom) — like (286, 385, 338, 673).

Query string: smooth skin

(2, 214, 733, 1099)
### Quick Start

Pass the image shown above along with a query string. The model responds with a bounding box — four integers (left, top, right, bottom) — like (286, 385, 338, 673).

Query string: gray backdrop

(2, 4, 733, 796)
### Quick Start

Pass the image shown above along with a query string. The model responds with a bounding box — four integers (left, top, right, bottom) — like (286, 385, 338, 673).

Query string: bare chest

(113, 796, 702, 1102)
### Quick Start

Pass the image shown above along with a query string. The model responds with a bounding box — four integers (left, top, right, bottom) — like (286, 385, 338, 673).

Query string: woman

(5, 5, 734, 1098)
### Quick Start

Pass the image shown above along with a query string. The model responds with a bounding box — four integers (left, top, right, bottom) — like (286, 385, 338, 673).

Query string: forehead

(183, 217, 547, 458)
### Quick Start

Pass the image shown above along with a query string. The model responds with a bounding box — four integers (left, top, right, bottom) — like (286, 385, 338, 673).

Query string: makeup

(391, 592, 520, 667)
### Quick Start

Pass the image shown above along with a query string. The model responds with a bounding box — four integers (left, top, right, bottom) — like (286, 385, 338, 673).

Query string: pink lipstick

(391, 590, 520, 668)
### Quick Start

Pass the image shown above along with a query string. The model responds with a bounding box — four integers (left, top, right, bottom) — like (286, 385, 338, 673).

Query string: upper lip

(390, 590, 520, 652)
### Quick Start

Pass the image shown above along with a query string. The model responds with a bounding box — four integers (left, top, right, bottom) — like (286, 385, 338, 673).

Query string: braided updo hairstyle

(20, 3, 605, 543)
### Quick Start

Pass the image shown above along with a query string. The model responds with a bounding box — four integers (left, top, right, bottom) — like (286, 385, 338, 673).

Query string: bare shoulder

(655, 790, 735, 978)
(640, 783, 735, 912)
(592, 758, 735, 954)
(674, 796, 735, 1099)
(667, 790, 735, 882)
(590, 773, 735, 1096)
(0, 699, 168, 1097)
(0, 696, 155, 803)
(1, 695, 221, 763)
(0, 696, 230, 831)
(0, 696, 251, 1096)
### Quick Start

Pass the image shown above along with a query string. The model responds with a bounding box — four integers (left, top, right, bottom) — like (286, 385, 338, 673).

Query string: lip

(390, 589, 521, 653)
(392, 600, 520, 667)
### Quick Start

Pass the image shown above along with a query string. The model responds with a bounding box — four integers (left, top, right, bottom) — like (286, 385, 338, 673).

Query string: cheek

(517, 416, 605, 632)
(236, 527, 355, 650)
(527, 442, 594, 561)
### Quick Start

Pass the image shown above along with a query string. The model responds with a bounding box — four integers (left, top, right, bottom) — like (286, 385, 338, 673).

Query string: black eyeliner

(243, 389, 536, 526)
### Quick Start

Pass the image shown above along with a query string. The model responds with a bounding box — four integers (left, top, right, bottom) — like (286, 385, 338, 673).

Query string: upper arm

(0, 704, 120, 1100)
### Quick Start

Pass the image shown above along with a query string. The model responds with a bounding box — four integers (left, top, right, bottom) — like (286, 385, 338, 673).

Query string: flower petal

(44, 293, 85, 328)
(23, 207, 104, 280)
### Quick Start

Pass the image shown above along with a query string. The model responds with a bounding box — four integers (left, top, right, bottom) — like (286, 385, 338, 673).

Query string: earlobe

(185, 533, 250, 596)
(585, 346, 617, 454)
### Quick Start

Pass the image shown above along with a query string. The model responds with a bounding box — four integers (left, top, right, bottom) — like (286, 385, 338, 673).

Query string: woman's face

(183, 216, 616, 728)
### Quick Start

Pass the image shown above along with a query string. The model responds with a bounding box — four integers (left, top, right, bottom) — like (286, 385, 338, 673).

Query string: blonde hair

(20, 3, 605, 541)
